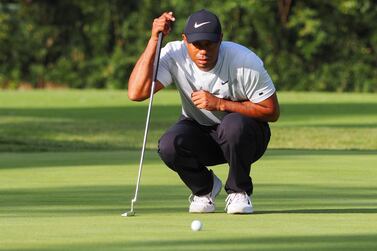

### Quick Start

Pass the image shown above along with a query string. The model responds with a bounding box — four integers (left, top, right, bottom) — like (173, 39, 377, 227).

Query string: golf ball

(191, 220, 203, 231)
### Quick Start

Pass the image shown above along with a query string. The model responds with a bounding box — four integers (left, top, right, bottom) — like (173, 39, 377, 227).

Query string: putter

(122, 32, 163, 217)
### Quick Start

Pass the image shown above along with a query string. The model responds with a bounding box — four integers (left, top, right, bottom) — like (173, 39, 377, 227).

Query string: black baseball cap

(184, 9, 222, 43)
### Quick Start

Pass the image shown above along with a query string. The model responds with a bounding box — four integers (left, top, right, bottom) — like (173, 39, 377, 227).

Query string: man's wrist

(149, 35, 159, 43)
(217, 98, 226, 111)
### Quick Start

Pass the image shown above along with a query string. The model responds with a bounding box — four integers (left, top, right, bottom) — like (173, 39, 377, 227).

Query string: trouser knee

(217, 113, 270, 165)
(158, 131, 193, 171)
(158, 132, 177, 170)
(217, 113, 254, 144)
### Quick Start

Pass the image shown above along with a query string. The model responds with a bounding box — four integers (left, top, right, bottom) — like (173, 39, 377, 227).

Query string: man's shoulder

(164, 40, 185, 52)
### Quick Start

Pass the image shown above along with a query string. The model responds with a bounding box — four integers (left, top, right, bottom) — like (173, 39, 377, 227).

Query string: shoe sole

(226, 207, 254, 214)
(189, 208, 215, 213)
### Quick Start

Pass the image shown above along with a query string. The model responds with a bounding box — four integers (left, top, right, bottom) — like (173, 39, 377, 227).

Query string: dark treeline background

(0, 0, 376, 92)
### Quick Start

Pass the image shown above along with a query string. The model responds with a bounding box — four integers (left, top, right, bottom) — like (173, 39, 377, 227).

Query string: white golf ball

(191, 220, 203, 231)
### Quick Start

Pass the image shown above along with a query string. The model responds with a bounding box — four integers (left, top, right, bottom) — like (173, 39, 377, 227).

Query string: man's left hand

(191, 90, 222, 111)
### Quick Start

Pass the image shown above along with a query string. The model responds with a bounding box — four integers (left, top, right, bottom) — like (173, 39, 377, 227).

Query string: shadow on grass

(0, 105, 181, 152)
(0, 150, 160, 169)
(1, 101, 376, 152)
(1, 184, 376, 217)
(264, 149, 377, 156)
(0, 105, 181, 121)
(0, 185, 188, 217)
(280, 102, 377, 118)
(1, 148, 376, 170)
(255, 208, 377, 214)
(1, 102, 376, 120)
(297, 124, 377, 129)
(10, 234, 377, 251)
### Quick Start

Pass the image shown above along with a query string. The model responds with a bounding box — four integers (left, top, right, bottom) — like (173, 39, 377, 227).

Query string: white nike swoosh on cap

(194, 21, 211, 28)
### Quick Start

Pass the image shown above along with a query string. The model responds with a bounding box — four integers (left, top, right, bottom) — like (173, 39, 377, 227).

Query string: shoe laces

(225, 192, 250, 210)
(189, 193, 213, 205)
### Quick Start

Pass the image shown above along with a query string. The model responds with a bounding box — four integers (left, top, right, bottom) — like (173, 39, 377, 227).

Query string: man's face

(183, 34, 222, 72)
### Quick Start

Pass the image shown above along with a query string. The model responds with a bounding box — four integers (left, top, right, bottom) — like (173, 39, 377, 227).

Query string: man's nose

(199, 49, 208, 55)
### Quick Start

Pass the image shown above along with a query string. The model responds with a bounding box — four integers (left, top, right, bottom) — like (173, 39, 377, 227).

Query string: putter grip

(151, 32, 163, 83)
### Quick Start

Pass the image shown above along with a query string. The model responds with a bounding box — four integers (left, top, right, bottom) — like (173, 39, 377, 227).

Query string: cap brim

(185, 33, 221, 43)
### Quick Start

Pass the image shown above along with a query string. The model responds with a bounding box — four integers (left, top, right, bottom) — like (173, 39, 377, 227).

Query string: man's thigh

(159, 117, 226, 166)
(215, 113, 271, 162)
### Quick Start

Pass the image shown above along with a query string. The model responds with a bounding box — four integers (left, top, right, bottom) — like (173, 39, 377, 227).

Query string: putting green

(1, 149, 376, 251)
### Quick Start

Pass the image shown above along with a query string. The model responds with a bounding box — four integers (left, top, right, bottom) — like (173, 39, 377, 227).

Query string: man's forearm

(217, 95, 280, 122)
(127, 38, 159, 101)
(191, 90, 280, 122)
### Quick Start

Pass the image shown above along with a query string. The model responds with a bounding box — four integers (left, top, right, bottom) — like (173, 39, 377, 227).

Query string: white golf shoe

(189, 172, 222, 213)
(225, 192, 253, 214)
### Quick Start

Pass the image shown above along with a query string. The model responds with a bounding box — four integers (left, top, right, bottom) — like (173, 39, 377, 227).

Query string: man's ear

(182, 34, 189, 47)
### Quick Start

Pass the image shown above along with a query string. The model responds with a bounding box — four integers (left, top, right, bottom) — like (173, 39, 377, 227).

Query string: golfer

(128, 10, 280, 214)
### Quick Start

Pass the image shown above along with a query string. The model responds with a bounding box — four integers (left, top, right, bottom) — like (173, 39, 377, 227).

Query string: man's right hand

(152, 12, 175, 40)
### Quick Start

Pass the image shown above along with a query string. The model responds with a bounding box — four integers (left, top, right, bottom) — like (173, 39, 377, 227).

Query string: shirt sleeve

(242, 53, 276, 103)
(156, 44, 173, 87)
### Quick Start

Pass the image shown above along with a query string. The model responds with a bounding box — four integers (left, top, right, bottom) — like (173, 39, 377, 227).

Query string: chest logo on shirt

(221, 80, 229, 85)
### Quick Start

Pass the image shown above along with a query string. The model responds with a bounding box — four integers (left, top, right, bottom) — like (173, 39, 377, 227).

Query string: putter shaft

(122, 32, 163, 217)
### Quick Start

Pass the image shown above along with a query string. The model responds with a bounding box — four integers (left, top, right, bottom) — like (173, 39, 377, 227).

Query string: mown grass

(1, 149, 376, 251)
(0, 90, 376, 250)
(0, 90, 376, 152)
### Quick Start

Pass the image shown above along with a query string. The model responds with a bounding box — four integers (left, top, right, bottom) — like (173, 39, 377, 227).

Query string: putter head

(122, 199, 137, 217)
(121, 211, 135, 217)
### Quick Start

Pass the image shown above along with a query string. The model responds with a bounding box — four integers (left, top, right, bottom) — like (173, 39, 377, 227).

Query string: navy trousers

(158, 113, 270, 196)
